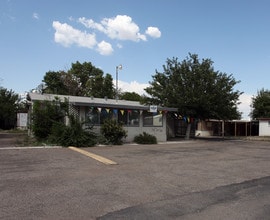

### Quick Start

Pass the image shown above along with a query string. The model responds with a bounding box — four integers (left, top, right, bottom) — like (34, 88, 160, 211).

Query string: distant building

(258, 118, 270, 136)
(17, 113, 28, 130)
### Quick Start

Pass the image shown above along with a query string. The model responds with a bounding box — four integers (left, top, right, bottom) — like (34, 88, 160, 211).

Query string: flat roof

(28, 93, 178, 112)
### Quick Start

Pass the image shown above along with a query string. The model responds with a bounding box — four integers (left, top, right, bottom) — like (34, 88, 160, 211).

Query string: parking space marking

(0, 146, 62, 150)
(68, 146, 118, 165)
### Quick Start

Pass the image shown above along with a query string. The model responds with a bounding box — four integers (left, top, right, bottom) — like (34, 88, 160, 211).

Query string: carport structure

(197, 119, 259, 137)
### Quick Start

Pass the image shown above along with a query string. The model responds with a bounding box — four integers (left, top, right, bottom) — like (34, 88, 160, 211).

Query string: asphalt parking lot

(1, 136, 270, 220)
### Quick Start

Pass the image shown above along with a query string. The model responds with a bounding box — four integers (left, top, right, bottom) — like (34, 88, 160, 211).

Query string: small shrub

(48, 121, 66, 144)
(60, 115, 97, 147)
(48, 115, 97, 147)
(96, 134, 109, 145)
(134, 132, 157, 144)
(101, 119, 127, 145)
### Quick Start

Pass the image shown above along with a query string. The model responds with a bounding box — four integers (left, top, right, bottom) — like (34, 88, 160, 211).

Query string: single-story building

(27, 93, 178, 142)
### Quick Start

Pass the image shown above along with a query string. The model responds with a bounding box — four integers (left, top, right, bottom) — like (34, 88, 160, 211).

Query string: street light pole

(116, 64, 122, 99)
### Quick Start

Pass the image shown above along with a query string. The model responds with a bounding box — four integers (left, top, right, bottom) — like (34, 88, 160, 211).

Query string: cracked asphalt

(1, 134, 270, 219)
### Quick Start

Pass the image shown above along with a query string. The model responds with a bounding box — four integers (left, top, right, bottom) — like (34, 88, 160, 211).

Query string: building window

(128, 110, 140, 126)
(143, 111, 163, 127)
(85, 107, 140, 126)
(118, 109, 128, 125)
(118, 109, 140, 126)
(100, 108, 113, 124)
(85, 107, 99, 125)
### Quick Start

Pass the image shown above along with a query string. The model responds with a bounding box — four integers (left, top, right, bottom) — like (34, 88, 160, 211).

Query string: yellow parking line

(68, 146, 118, 165)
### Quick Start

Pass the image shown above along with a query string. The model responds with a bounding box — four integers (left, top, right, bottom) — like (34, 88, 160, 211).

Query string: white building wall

(17, 113, 28, 130)
(125, 112, 167, 142)
(259, 120, 270, 136)
(79, 106, 168, 142)
(125, 120, 165, 142)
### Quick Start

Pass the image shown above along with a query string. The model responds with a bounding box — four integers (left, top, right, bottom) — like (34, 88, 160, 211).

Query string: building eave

(28, 93, 178, 112)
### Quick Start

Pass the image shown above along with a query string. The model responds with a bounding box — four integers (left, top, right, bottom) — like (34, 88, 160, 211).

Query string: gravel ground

(0, 132, 27, 148)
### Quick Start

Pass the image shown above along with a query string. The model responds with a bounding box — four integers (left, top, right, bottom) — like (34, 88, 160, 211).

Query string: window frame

(142, 110, 163, 127)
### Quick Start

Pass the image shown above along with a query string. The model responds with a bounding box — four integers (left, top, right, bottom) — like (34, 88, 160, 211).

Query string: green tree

(120, 92, 142, 101)
(250, 88, 270, 119)
(42, 61, 115, 98)
(0, 87, 19, 129)
(68, 61, 102, 96)
(31, 98, 67, 140)
(144, 54, 242, 120)
(102, 74, 115, 99)
(42, 71, 68, 94)
(31, 97, 97, 146)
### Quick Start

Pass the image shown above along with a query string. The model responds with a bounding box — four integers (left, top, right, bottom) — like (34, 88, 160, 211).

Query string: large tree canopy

(144, 54, 242, 120)
(120, 92, 142, 102)
(250, 88, 270, 119)
(42, 61, 115, 98)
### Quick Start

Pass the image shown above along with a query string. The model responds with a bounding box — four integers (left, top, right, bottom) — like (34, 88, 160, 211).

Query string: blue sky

(1, 0, 270, 119)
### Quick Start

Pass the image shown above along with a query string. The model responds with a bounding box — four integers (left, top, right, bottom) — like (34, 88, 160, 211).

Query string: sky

(1, 0, 270, 120)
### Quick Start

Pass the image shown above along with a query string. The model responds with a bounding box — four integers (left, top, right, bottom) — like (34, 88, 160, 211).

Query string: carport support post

(234, 121, 237, 137)
(245, 122, 248, 137)
(222, 120, 225, 139)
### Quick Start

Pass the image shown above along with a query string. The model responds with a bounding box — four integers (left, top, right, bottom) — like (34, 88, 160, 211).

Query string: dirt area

(0, 131, 28, 147)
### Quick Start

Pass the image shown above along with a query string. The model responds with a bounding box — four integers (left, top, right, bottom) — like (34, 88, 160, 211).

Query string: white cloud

(78, 17, 105, 32)
(145, 27, 161, 38)
(238, 93, 252, 120)
(78, 15, 147, 42)
(116, 43, 123, 49)
(32, 12, 39, 20)
(52, 21, 97, 49)
(53, 15, 161, 56)
(97, 41, 113, 55)
(117, 80, 149, 95)
(68, 16, 75, 21)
